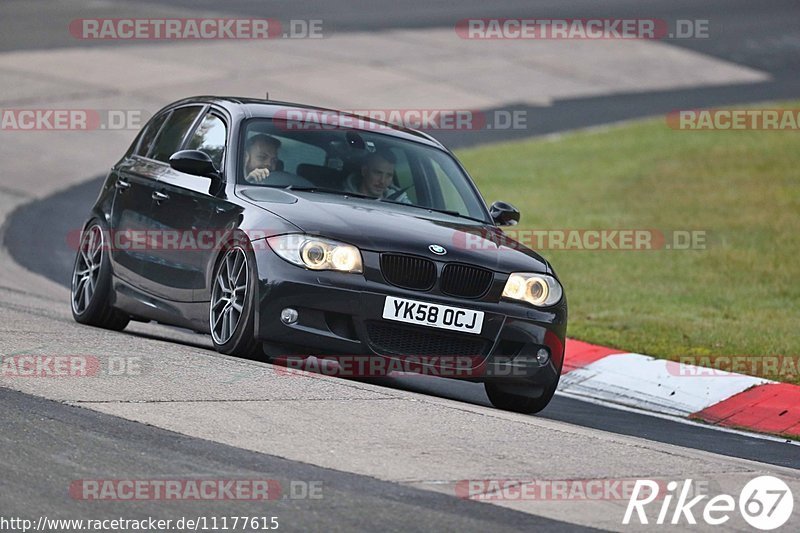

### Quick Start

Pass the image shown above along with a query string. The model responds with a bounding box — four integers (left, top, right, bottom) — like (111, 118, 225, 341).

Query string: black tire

(209, 242, 261, 358)
(484, 377, 559, 414)
(70, 220, 129, 331)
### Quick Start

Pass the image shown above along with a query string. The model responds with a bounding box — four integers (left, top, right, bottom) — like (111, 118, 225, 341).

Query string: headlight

(267, 234, 363, 273)
(502, 273, 563, 307)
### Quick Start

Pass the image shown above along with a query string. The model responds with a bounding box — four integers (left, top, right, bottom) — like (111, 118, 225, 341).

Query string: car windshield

(239, 116, 490, 222)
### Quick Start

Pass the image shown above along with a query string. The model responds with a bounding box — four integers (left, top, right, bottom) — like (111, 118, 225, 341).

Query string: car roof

(168, 95, 447, 150)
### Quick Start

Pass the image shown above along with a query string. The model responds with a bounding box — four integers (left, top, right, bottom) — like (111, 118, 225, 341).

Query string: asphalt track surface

(1, 387, 588, 532)
(2, 0, 800, 530)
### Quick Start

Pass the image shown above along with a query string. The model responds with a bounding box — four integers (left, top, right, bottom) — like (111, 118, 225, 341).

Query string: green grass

(456, 102, 800, 383)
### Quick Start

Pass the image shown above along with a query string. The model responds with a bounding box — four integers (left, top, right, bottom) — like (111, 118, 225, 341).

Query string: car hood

(240, 188, 550, 274)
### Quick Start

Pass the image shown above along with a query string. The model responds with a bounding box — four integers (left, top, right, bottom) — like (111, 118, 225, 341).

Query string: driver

(344, 150, 410, 202)
(243, 134, 281, 184)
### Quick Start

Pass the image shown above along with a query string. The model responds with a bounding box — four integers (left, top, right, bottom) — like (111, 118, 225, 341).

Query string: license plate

(382, 296, 484, 334)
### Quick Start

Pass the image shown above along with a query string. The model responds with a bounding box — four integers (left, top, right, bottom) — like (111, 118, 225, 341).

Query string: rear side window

(186, 113, 227, 170)
(135, 112, 169, 157)
(150, 106, 203, 162)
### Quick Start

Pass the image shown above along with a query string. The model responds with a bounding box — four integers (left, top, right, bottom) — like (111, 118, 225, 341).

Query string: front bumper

(253, 246, 567, 387)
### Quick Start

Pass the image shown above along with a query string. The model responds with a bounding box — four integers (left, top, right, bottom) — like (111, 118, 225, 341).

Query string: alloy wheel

(210, 246, 249, 344)
(71, 224, 104, 315)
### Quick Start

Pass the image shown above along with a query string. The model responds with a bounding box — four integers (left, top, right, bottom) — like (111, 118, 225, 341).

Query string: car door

(125, 104, 206, 301)
(109, 110, 169, 289)
(142, 108, 228, 303)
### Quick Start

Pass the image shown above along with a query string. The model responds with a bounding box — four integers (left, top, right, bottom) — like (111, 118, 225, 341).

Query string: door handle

(115, 179, 131, 191)
(152, 191, 170, 202)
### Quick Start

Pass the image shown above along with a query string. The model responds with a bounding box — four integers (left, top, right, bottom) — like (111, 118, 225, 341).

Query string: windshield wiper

(283, 186, 376, 200)
(378, 199, 488, 223)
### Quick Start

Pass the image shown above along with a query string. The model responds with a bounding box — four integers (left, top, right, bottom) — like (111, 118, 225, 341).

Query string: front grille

(380, 254, 436, 291)
(441, 263, 493, 298)
(365, 321, 490, 357)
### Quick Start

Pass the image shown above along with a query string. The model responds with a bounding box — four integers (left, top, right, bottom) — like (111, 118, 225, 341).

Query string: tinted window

(267, 136, 326, 174)
(430, 159, 470, 214)
(186, 113, 227, 170)
(388, 147, 416, 203)
(135, 112, 169, 157)
(150, 106, 203, 162)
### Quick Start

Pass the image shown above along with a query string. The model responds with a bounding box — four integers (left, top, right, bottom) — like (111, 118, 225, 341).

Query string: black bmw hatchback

(71, 96, 567, 413)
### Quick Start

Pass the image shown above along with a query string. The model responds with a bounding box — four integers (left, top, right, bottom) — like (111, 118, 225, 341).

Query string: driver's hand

(245, 168, 271, 184)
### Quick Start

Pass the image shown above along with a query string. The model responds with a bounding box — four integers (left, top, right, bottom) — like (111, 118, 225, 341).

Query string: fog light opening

(281, 308, 299, 325)
(536, 348, 550, 365)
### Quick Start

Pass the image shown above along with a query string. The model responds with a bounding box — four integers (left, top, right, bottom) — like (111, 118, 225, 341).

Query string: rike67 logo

(624, 476, 794, 530)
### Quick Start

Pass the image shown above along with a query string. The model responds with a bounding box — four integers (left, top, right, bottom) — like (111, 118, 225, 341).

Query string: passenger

(243, 134, 281, 184)
(344, 150, 410, 202)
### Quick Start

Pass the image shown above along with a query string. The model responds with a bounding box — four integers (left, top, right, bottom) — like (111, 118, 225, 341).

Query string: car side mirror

(489, 201, 520, 226)
(169, 150, 220, 180)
